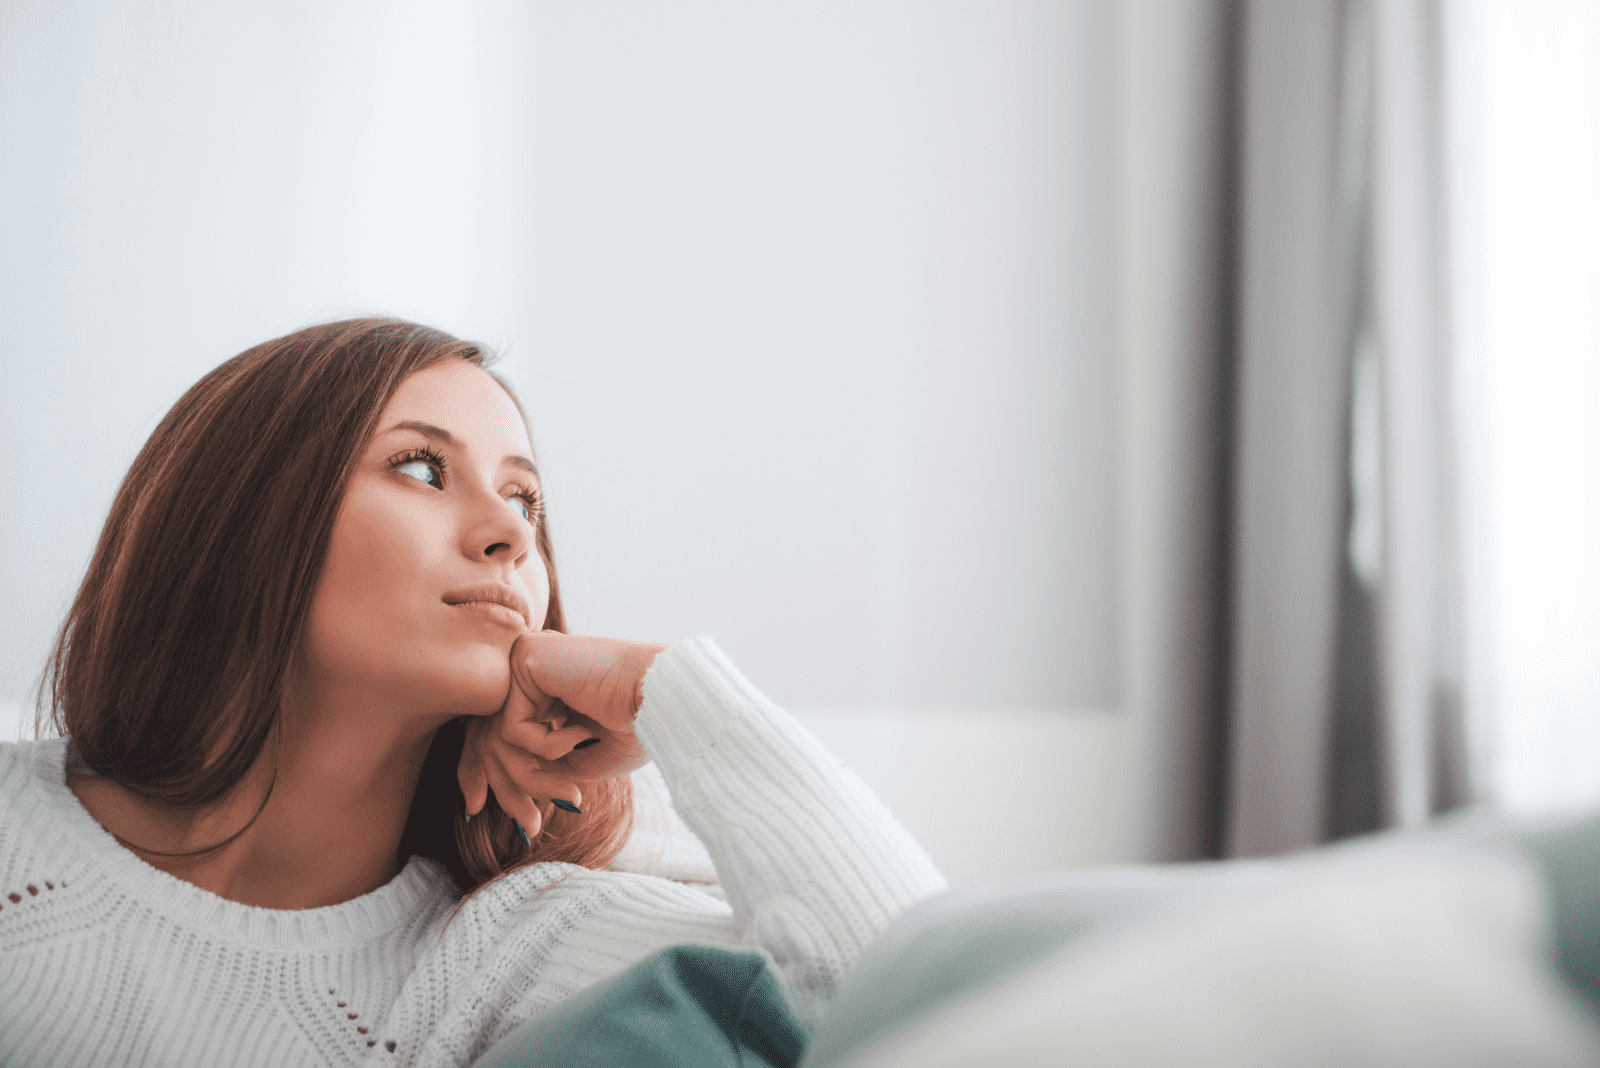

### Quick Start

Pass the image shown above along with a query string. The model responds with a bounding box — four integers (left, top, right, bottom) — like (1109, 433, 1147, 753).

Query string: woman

(0, 319, 945, 1067)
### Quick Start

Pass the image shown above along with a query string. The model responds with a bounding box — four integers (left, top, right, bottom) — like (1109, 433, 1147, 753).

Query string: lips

(441, 583, 531, 628)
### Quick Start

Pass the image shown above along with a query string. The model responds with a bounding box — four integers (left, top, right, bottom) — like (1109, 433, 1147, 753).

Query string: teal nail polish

(551, 798, 582, 814)
(514, 820, 530, 845)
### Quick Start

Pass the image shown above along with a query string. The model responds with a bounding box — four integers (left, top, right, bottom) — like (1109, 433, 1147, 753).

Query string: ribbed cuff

(634, 636, 768, 773)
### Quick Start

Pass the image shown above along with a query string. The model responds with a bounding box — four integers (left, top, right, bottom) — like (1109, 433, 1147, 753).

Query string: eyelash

(388, 446, 544, 524)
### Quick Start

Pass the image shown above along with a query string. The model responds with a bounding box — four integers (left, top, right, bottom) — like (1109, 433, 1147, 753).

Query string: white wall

(510, 2, 1120, 715)
(0, 1, 1135, 881)
(798, 708, 1132, 886)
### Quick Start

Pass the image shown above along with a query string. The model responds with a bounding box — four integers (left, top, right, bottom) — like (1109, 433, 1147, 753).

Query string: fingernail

(573, 738, 601, 750)
(551, 798, 583, 814)
(514, 820, 530, 845)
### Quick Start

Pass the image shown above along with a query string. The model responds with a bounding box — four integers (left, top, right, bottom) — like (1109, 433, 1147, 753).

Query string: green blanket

(471, 944, 807, 1068)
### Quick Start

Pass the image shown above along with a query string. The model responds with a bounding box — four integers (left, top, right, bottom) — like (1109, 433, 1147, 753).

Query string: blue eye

(511, 496, 530, 520)
(397, 460, 441, 487)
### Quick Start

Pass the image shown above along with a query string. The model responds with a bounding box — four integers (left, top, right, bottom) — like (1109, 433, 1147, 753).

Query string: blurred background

(1, 0, 1596, 887)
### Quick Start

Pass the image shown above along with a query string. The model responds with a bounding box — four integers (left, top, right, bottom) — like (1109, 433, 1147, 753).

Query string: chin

(404, 642, 514, 716)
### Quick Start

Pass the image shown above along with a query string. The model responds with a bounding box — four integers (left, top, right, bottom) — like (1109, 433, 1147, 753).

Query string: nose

(461, 488, 533, 568)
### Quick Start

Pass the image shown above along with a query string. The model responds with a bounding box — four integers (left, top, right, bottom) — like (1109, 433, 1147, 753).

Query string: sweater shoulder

(0, 739, 101, 953)
(0, 739, 70, 842)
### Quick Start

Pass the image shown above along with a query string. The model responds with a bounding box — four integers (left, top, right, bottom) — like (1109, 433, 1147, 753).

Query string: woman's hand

(457, 631, 667, 837)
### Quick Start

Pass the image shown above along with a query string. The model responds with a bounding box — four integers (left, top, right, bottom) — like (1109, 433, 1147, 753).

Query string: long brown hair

(44, 318, 632, 893)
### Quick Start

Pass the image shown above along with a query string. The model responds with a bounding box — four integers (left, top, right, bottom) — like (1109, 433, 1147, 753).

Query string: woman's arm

(632, 638, 948, 1016)
(459, 633, 947, 1023)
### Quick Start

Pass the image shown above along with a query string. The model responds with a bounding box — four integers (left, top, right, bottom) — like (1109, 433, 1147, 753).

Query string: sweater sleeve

(628, 637, 948, 1021)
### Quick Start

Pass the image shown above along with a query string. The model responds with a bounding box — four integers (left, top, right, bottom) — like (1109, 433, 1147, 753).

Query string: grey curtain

(1124, 0, 1467, 861)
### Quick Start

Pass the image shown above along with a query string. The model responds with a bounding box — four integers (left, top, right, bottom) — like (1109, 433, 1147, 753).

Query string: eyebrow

(384, 420, 539, 476)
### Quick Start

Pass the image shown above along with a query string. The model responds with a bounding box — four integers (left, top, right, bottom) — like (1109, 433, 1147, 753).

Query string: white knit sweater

(0, 638, 946, 1068)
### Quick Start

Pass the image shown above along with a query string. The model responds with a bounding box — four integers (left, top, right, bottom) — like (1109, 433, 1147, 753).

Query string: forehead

(377, 361, 532, 456)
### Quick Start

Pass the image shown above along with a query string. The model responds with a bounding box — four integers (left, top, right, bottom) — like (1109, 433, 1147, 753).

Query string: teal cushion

(1519, 813, 1600, 1019)
(472, 944, 808, 1068)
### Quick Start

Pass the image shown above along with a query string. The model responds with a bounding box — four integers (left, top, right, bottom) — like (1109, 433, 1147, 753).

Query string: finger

(500, 668, 553, 728)
(508, 633, 561, 712)
(511, 632, 668, 732)
(484, 751, 544, 839)
(530, 798, 556, 835)
(500, 719, 599, 762)
(516, 805, 544, 842)
(486, 749, 586, 825)
(458, 719, 490, 816)
(548, 780, 583, 814)
(510, 633, 621, 729)
(493, 753, 586, 817)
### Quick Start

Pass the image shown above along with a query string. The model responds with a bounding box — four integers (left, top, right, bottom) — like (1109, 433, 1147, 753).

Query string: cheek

(311, 501, 432, 641)
(525, 552, 552, 630)
(305, 523, 418, 687)
(303, 497, 509, 709)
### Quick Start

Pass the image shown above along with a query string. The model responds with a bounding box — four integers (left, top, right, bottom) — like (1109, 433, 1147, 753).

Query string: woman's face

(301, 360, 551, 718)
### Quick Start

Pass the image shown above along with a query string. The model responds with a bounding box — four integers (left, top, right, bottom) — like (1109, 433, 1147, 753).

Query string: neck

(69, 677, 455, 910)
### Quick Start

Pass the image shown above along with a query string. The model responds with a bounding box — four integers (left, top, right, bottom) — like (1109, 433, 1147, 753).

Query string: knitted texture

(0, 637, 946, 1067)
